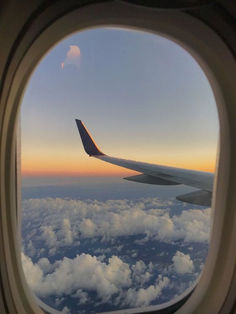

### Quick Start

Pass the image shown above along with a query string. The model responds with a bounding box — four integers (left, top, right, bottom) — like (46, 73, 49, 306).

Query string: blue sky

(21, 27, 218, 176)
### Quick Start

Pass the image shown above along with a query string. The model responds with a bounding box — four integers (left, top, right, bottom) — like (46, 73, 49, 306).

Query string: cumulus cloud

(21, 196, 209, 311)
(59, 218, 73, 245)
(123, 275, 169, 308)
(40, 225, 57, 247)
(79, 218, 96, 237)
(38, 257, 53, 274)
(22, 252, 131, 301)
(172, 251, 194, 274)
(61, 306, 70, 313)
(21, 253, 43, 291)
(171, 209, 212, 242)
(21, 251, 170, 309)
(22, 197, 211, 254)
(72, 289, 89, 304)
(61, 45, 81, 69)
(131, 260, 153, 286)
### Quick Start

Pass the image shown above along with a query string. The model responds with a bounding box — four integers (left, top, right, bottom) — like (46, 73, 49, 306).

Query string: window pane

(20, 27, 218, 313)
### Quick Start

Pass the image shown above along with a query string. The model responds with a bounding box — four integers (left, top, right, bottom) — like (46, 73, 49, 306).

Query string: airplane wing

(75, 119, 214, 206)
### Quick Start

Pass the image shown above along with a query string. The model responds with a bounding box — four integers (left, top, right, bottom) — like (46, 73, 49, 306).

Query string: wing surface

(75, 119, 213, 206)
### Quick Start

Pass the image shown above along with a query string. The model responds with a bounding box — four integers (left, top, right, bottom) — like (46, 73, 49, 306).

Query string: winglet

(75, 119, 104, 156)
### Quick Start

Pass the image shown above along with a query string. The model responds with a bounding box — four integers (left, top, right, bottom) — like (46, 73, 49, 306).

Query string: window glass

(21, 28, 218, 313)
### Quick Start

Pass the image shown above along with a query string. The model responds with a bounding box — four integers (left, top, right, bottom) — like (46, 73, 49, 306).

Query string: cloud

(21, 196, 208, 311)
(79, 218, 96, 237)
(21, 253, 43, 291)
(122, 275, 169, 308)
(21, 251, 171, 309)
(172, 251, 194, 274)
(58, 218, 73, 245)
(131, 260, 153, 286)
(72, 289, 89, 304)
(22, 252, 132, 301)
(61, 45, 81, 69)
(171, 209, 212, 242)
(38, 257, 53, 274)
(22, 197, 211, 255)
(40, 225, 57, 247)
(61, 306, 70, 314)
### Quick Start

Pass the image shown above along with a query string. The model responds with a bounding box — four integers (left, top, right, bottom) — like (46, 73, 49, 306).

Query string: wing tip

(75, 119, 82, 129)
(75, 119, 104, 156)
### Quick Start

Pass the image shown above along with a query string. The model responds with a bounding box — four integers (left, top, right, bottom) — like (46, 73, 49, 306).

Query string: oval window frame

(0, 1, 235, 314)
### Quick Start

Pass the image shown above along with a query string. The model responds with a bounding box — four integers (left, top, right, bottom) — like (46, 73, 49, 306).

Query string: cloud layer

(22, 197, 211, 253)
(22, 252, 170, 309)
(21, 196, 211, 312)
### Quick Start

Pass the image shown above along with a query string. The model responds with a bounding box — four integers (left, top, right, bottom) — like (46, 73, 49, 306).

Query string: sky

(21, 27, 219, 177)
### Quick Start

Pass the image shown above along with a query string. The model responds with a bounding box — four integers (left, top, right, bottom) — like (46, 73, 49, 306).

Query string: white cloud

(61, 45, 80, 69)
(72, 289, 89, 304)
(38, 257, 52, 274)
(21, 196, 209, 311)
(172, 251, 194, 274)
(123, 275, 169, 308)
(131, 260, 153, 286)
(22, 197, 211, 252)
(40, 225, 57, 248)
(22, 253, 132, 302)
(61, 306, 70, 314)
(171, 209, 212, 242)
(59, 218, 73, 245)
(79, 218, 96, 237)
(21, 253, 43, 290)
(21, 251, 172, 308)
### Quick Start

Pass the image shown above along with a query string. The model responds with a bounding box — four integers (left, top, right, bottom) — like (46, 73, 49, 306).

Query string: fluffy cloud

(131, 260, 153, 286)
(171, 209, 212, 242)
(59, 219, 73, 245)
(40, 225, 57, 247)
(61, 306, 70, 313)
(38, 257, 52, 273)
(22, 253, 131, 301)
(22, 251, 171, 310)
(172, 251, 194, 274)
(123, 275, 169, 308)
(61, 45, 80, 69)
(21, 253, 43, 291)
(72, 289, 88, 304)
(21, 196, 208, 311)
(22, 197, 211, 252)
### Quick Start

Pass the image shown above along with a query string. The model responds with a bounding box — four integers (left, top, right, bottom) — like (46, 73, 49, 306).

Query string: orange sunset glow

(21, 153, 215, 176)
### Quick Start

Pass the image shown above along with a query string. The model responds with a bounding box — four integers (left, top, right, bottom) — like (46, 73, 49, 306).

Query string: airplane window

(20, 27, 218, 313)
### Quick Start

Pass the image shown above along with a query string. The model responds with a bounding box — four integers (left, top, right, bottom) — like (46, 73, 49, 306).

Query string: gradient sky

(21, 27, 218, 176)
